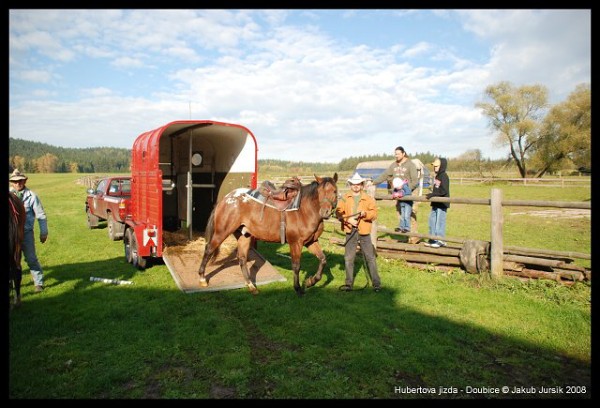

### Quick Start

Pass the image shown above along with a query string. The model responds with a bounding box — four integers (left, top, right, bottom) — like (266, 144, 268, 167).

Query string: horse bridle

(319, 180, 338, 217)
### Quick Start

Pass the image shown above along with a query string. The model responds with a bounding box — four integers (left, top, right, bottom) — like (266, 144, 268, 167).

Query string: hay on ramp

(162, 230, 239, 263)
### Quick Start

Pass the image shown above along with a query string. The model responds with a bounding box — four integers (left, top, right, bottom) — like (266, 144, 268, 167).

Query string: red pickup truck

(85, 176, 131, 241)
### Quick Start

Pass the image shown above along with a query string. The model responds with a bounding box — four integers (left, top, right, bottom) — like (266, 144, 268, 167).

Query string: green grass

(9, 173, 591, 399)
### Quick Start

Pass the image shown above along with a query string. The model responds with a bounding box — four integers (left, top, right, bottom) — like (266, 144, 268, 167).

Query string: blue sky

(9, 9, 591, 163)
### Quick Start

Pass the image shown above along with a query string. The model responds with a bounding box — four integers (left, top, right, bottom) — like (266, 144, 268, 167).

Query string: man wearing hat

(335, 173, 381, 292)
(9, 169, 48, 292)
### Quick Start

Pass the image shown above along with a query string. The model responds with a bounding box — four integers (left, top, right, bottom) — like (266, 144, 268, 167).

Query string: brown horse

(9, 191, 26, 309)
(198, 174, 338, 295)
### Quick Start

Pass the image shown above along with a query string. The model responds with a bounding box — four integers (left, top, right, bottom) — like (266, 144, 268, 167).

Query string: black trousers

(344, 232, 380, 287)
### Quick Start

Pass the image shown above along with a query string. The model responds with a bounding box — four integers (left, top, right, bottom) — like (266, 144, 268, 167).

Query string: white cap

(392, 177, 404, 189)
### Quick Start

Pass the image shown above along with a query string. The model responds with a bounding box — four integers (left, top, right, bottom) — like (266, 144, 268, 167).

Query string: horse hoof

(295, 289, 305, 296)
(248, 285, 259, 295)
(199, 279, 208, 288)
(305, 277, 314, 288)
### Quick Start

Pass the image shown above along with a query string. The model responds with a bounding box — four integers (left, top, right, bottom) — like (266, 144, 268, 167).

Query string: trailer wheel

(86, 207, 99, 229)
(126, 229, 147, 270)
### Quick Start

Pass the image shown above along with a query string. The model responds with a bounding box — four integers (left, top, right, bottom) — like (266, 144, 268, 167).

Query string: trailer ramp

(162, 233, 286, 293)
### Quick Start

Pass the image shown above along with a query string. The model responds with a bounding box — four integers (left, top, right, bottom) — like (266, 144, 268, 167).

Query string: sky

(8, 9, 591, 163)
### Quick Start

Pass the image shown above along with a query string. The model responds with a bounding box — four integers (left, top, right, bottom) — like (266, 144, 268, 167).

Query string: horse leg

(289, 243, 304, 296)
(237, 235, 258, 295)
(198, 233, 228, 287)
(197, 243, 215, 288)
(14, 266, 22, 307)
(9, 266, 22, 309)
(304, 241, 327, 288)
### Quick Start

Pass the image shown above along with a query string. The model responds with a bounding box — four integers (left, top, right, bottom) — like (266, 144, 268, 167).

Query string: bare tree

(475, 81, 548, 178)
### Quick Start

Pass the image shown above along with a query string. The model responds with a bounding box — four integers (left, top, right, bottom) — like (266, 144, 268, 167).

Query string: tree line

(9, 81, 590, 177)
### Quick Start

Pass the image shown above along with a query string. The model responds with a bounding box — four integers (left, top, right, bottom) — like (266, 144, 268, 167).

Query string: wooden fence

(452, 177, 590, 187)
(370, 190, 590, 279)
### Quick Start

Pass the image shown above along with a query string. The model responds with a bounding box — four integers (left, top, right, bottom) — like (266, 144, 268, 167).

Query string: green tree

(529, 83, 591, 177)
(475, 81, 548, 178)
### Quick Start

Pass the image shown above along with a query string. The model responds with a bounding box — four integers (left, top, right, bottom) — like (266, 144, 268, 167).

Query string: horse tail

(204, 206, 220, 259)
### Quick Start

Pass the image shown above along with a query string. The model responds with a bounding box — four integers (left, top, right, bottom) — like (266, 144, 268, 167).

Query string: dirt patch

(510, 209, 590, 219)
(161, 230, 286, 293)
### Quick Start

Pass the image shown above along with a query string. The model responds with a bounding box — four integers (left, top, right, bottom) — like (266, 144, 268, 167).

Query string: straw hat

(431, 158, 441, 167)
(347, 173, 366, 185)
(9, 169, 28, 182)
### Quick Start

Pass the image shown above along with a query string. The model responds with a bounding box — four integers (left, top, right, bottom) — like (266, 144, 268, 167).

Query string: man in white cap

(9, 169, 48, 292)
(335, 173, 381, 292)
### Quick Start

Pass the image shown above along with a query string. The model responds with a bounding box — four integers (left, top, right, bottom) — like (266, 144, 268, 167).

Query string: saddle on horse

(258, 176, 302, 210)
(255, 177, 302, 244)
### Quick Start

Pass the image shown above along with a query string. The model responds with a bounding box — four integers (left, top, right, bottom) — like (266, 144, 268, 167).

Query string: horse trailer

(123, 120, 284, 292)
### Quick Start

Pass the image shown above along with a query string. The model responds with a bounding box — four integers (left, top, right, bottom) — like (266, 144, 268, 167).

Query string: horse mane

(300, 177, 336, 200)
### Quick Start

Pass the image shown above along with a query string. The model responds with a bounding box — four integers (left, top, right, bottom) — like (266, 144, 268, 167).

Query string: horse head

(314, 173, 338, 219)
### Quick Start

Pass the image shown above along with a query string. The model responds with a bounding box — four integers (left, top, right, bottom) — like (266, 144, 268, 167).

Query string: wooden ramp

(162, 233, 286, 294)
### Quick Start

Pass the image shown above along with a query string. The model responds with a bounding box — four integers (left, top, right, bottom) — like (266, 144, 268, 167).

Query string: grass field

(8, 173, 591, 399)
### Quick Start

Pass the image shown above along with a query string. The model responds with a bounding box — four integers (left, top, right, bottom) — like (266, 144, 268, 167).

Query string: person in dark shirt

(425, 158, 450, 248)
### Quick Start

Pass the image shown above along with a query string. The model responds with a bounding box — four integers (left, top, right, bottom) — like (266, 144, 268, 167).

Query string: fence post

(490, 188, 504, 277)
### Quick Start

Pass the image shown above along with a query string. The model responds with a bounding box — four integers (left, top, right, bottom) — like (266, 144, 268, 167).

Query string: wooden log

(550, 268, 585, 282)
(376, 249, 462, 266)
(373, 240, 460, 257)
(504, 245, 590, 261)
(503, 261, 524, 272)
(504, 269, 562, 282)
(504, 268, 585, 283)
(503, 254, 588, 272)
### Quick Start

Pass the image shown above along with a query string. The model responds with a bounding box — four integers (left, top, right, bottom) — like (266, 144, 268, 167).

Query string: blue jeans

(428, 207, 447, 240)
(22, 229, 44, 286)
(395, 185, 413, 231)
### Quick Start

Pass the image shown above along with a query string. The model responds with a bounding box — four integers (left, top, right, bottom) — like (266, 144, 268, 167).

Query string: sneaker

(394, 227, 402, 232)
(34, 285, 44, 293)
(430, 241, 441, 248)
(339, 285, 353, 292)
(437, 240, 446, 247)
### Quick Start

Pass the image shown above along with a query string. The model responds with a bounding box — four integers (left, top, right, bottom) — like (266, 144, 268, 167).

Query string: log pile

(329, 235, 591, 285)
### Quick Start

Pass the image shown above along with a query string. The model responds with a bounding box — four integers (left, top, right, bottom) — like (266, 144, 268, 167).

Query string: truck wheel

(107, 214, 119, 241)
(87, 207, 99, 229)
(108, 214, 125, 241)
(126, 228, 147, 270)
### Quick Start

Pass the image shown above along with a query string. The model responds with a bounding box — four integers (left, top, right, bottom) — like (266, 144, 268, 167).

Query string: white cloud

(8, 9, 591, 163)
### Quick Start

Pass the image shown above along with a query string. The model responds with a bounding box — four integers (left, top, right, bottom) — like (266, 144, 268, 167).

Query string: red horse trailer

(123, 120, 284, 292)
